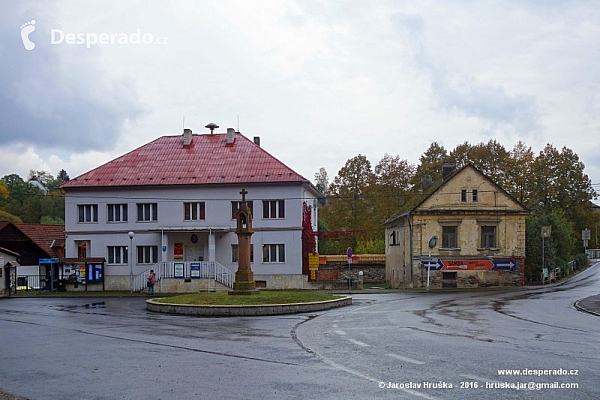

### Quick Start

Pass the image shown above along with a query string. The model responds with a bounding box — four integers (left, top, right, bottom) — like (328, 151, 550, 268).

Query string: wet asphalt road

(0, 263, 599, 400)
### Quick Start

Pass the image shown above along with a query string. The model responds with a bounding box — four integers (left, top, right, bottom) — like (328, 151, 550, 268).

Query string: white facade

(64, 183, 319, 290)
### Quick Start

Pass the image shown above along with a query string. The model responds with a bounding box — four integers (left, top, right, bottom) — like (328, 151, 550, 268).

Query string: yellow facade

(385, 164, 528, 289)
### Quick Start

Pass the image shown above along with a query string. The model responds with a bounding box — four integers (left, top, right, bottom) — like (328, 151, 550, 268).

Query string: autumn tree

(320, 155, 374, 251)
(505, 141, 535, 205)
(372, 154, 415, 224)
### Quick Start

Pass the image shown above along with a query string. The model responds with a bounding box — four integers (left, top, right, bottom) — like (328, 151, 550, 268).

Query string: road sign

(420, 257, 443, 270)
(442, 259, 493, 270)
(582, 229, 591, 241)
(491, 259, 517, 271)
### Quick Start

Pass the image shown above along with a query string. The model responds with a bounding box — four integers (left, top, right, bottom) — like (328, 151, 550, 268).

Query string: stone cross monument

(230, 188, 258, 295)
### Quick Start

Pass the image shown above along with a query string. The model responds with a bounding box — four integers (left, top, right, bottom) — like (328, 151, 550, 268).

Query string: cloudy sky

(1, 0, 599, 200)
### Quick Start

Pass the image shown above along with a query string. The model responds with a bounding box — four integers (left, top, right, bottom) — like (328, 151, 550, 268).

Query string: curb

(574, 299, 600, 317)
(146, 296, 352, 316)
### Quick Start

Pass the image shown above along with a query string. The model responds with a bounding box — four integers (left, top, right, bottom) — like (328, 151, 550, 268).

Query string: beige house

(384, 164, 528, 289)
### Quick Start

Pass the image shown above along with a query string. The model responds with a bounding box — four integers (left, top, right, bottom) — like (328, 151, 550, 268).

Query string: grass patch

(155, 290, 344, 306)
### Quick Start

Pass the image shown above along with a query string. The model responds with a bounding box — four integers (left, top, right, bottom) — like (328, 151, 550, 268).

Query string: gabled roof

(0, 222, 65, 259)
(61, 132, 310, 189)
(384, 163, 527, 225)
(14, 224, 65, 259)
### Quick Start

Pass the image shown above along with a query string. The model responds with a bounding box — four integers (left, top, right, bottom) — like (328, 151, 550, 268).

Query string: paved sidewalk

(575, 294, 600, 316)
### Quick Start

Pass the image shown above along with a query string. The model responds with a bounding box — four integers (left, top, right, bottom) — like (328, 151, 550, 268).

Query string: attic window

(461, 190, 467, 202)
(472, 190, 478, 202)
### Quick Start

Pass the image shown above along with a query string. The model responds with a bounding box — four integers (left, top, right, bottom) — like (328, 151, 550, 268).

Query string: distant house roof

(61, 132, 311, 189)
(28, 177, 49, 194)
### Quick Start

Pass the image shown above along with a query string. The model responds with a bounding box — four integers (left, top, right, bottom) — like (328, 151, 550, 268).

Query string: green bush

(574, 253, 589, 269)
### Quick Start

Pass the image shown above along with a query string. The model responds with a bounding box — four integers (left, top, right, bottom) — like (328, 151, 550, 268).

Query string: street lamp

(128, 231, 134, 292)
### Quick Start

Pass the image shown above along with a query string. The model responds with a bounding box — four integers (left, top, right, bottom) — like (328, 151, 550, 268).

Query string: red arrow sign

(441, 259, 494, 271)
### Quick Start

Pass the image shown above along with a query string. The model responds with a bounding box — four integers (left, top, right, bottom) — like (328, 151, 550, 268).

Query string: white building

(61, 128, 320, 291)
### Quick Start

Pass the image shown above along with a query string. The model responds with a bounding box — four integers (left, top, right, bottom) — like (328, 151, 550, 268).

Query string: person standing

(147, 269, 156, 295)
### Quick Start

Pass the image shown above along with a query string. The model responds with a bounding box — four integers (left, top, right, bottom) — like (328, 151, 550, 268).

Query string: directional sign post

(426, 236, 438, 291)
(582, 229, 591, 250)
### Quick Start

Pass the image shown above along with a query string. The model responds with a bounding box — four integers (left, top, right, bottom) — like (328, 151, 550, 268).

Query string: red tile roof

(61, 132, 308, 188)
(15, 224, 65, 258)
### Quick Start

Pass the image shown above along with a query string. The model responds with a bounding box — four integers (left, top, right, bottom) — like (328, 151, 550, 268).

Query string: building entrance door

(185, 245, 204, 262)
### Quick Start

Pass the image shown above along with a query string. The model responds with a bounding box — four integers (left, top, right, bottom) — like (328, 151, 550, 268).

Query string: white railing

(586, 249, 600, 262)
(133, 261, 235, 292)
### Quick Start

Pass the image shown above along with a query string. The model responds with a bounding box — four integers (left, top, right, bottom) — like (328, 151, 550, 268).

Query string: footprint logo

(20, 20, 36, 50)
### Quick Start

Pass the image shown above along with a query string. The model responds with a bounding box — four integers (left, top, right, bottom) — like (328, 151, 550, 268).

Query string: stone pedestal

(229, 188, 260, 295)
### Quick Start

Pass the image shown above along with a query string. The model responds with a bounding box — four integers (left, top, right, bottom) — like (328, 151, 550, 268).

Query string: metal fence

(16, 275, 41, 291)
(132, 261, 235, 292)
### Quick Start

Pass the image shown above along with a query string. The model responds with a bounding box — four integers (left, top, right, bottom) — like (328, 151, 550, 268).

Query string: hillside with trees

(0, 169, 68, 224)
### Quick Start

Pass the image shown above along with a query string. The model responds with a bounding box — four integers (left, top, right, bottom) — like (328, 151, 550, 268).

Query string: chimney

(183, 128, 193, 146)
(442, 162, 455, 180)
(226, 128, 236, 144)
(253, 136, 260, 147)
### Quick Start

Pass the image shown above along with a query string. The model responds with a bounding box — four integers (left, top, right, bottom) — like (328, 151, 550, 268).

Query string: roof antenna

(205, 122, 219, 134)
(237, 114, 240, 131)
(183, 115, 185, 130)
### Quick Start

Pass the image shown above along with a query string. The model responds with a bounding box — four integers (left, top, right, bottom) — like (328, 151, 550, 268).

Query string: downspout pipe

(408, 211, 413, 284)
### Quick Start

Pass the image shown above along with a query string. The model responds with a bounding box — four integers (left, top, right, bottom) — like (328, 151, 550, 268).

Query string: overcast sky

(1, 0, 599, 201)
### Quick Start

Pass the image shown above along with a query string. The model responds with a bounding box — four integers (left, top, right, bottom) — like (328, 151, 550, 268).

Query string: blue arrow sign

(421, 257, 443, 270)
(491, 259, 517, 271)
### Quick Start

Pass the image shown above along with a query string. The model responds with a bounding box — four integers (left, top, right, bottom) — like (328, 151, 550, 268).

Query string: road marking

(461, 374, 503, 384)
(387, 353, 426, 365)
(348, 338, 369, 347)
(334, 329, 346, 335)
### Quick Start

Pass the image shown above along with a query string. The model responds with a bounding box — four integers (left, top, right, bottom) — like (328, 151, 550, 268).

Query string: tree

(57, 169, 70, 182)
(321, 155, 374, 249)
(313, 167, 329, 194)
(530, 144, 596, 251)
(526, 205, 574, 280)
(448, 140, 510, 188)
(372, 154, 415, 222)
(411, 142, 448, 192)
(505, 141, 535, 205)
(0, 182, 8, 210)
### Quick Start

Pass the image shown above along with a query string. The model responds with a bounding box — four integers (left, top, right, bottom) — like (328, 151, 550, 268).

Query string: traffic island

(146, 291, 352, 316)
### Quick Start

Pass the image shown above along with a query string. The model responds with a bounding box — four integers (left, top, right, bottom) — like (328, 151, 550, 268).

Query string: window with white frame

(107, 204, 128, 222)
(137, 203, 158, 222)
(231, 244, 254, 263)
(184, 202, 205, 221)
(262, 244, 285, 263)
(231, 201, 254, 219)
(78, 204, 98, 223)
(107, 246, 128, 264)
(262, 200, 285, 219)
(137, 245, 158, 264)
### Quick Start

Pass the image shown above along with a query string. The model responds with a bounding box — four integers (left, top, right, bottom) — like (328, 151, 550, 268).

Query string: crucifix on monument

(230, 188, 259, 295)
